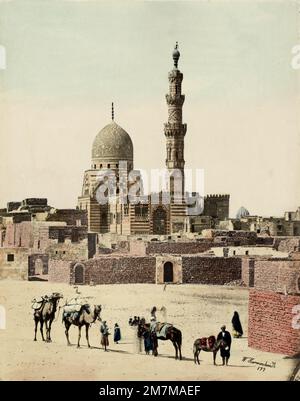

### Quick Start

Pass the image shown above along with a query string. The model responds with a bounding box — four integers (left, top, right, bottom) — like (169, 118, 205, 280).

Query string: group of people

(99, 309, 244, 362)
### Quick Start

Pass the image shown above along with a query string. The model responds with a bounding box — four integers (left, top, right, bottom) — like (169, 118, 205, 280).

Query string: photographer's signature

(242, 356, 276, 372)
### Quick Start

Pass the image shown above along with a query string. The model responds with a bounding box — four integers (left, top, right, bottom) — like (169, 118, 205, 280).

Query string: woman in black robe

(231, 311, 243, 338)
(114, 323, 121, 344)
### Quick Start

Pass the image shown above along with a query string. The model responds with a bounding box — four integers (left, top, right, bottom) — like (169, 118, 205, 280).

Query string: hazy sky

(0, 0, 299, 217)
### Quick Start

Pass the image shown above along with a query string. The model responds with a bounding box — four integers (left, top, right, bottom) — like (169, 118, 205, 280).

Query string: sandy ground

(0, 280, 297, 381)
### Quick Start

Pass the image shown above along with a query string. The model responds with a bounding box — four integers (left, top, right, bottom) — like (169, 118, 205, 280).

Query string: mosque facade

(78, 45, 230, 235)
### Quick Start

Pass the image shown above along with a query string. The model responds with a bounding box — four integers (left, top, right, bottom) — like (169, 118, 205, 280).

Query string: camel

(136, 319, 182, 360)
(193, 336, 228, 365)
(63, 304, 102, 348)
(33, 292, 63, 342)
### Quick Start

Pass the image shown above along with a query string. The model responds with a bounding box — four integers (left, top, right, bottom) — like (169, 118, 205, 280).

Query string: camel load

(62, 297, 92, 323)
(62, 303, 102, 348)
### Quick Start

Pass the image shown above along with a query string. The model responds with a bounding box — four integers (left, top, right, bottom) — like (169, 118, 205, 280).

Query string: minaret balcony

(166, 94, 185, 106)
(164, 123, 187, 136)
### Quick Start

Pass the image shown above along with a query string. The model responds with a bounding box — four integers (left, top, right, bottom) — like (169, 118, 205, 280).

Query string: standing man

(100, 321, 110, 351)
(217, 325, 232, 366)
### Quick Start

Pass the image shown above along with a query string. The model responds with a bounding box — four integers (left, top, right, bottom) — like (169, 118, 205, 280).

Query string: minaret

(164, 42, 187, 197)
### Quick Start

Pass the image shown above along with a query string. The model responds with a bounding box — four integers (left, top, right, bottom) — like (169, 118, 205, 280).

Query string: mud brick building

(247, 254, 300, 356)
(0, 198, 91, 280)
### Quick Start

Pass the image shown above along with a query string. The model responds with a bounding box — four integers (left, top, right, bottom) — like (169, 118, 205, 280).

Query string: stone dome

(236, 206, 250, 219)
(92, 121, 133, 162)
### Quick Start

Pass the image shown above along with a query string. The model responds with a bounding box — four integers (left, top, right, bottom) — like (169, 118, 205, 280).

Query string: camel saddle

(31, 296, 49, 310)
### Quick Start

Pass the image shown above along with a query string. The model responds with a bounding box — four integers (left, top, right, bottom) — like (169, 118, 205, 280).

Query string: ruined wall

(182, 256, 242, 284)
(48, 226, 88, 242)
(249, 290, 300, 356)
(46, 209, 87, 226)
(275, 237, 300, 253)
(3, 222, 34, 248)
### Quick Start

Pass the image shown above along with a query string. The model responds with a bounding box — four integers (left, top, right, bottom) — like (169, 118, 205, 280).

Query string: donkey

(193, 335, 228, 365)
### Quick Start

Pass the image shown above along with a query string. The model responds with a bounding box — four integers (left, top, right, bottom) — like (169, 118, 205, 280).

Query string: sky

(0, 0, 299, 217)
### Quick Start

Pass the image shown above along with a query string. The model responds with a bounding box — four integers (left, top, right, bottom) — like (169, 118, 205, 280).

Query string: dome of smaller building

(236, 206, 250, 219)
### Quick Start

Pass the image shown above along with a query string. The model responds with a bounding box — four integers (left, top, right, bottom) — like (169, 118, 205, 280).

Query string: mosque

(77, 44, 229, 235)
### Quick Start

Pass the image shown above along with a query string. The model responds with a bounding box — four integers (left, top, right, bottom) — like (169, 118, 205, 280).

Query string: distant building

(0, 198, 96, 280)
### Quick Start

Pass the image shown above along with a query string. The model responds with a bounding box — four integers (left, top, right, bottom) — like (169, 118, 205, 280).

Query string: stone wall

(253, 258, 300, 295)
(248, 290, 300, 356)
(182, 256, 242, 284)
(48, 259, 72, 283)
(146, 240, 212, 255)
(256, 236, 275, 246)
(73, 256, 156, 285)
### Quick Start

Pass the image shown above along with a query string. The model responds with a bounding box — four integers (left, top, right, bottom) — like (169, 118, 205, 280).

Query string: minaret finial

(172, 42, 180, 69)
(112, 102, 114, 121)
